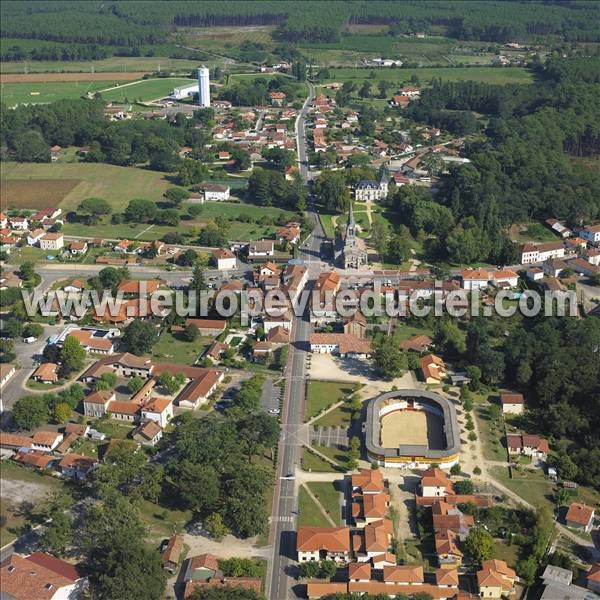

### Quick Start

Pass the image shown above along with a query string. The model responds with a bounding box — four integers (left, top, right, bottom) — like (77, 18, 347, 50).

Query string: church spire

(347, 203, 356, 239)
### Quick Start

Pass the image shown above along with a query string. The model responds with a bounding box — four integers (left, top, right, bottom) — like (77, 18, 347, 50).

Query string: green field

(298, 485, 333, 528)
(152, 331, 213, 364)
(1, 80, 116, 107)
(305, 380, 358, 421)
(306, 482, 342, 525)
(302, 447, 341, 473)
(322, 66, 533, 86)
(1, 162, 171, 210)
(98, 77, 195, 103)
(188, 201, 294, 222)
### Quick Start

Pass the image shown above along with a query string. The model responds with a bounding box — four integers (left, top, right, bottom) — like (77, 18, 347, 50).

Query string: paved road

(268, 82, 318, 600)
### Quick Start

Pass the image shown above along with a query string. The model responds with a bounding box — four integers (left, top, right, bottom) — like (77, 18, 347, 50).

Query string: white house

(197, 182, 230, 201)
(212, 248, 236, 270)
(489, 269, 519, 288)
(248, 240, 274, 258)
(460, 269, 490, 291)
(40, 233, 64, 251)
(520, 242, 565, 264)
(8, 216, 29, 230)
(579, 224, 600, 245)
(500, 392, 525, 415)
(27, 228, 46, 246)
(31, 431, 64, 452)
(141, 397, 173, 428)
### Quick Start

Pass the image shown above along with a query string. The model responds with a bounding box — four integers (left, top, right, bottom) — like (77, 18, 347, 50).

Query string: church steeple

(346, 203, 356, 239)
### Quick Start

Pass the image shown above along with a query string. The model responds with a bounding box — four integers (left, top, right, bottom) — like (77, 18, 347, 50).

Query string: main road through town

(267, 81, 318, 600)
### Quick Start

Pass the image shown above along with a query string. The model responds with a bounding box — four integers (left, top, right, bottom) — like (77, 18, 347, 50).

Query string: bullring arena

(364, 390, 460, 469)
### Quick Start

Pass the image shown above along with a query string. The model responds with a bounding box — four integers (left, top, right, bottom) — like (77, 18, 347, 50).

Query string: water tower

(197, 66, 210, 107)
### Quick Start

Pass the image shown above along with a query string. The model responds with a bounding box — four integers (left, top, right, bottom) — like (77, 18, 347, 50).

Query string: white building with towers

(197, 66, 210, 107)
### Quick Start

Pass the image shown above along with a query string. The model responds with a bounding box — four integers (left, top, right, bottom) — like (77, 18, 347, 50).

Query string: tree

(204, 512, 229, 541)
(82, 494, 166, 600)
(14, 130, 50, 162)
(52, 402, 72, 423)
(19, 261, 36, 281)
(298, 560, 320, 578)
(387, 233, 411, 265)
(121, 320, 157, 355)
(158, 372, 180, 395)
(373, 337, 408, 380)
(98, 266, 127, 291)
(359, 81, 371, 98)
(128, 376, 144, 394)
(178, 159, 209, 186)
(156, 208, 180, 226)
(319, 559, 337, 578)
(315, 170, 351, 213)
(167, 461, 220, 513)
(2, 317, 22, 338)
(164, 187, 190, 207)
(464, 526, 494, 564)
(95, 372, 118, 391)
(450, 464, 461, 476)
(78, 197, 112, 223)
(454, 480, 474, 494)
(370, 219, 389, 257)
(124, 198, 157, 223)
(60, 336, 86, 372)
(261, 147, 295, 171)
(189, 587, 261, 600)
(13, 395, 49, 429)
(378, 80, 391, 98)
(40, 510, 72, 554)
(23, 323, 44, 338)
(178, 249, 198, 267)
(184, 323, 200, 342)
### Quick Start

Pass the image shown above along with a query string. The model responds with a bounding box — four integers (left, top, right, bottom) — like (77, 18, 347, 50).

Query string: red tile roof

(566, 502, 595, 526)
(296, 526, 350, 552)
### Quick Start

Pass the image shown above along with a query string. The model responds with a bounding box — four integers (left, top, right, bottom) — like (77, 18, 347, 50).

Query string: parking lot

(261, 376, 283, 416)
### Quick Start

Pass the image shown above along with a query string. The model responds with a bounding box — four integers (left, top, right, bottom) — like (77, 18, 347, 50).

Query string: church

(336, 205, 368, 269)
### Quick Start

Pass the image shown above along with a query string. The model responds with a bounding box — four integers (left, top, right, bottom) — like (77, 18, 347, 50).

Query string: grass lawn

(98, 77, 195, 103)
(312, 404, 354, 428)
(298, 485, 333, 528)
(70, 437, 106, 458)
(302, 447, 342, 473)
(306, 482, 342, 525)
(319, 213, 336, 238)
(393, 323, 434, 341)
(0, 460, 63, 491)
(490, 466, 555, 510)
(138, 498, 192, 541)
(305, 381, 358, 421)
(1, 162, 171, 212)
(1, 80, 119, 107)
(494, 541, 520, 569)
(91, 419, 136, 440)
(151, 331, 212, 365)
(187, 200, 294, 221)
(473, 393, 507, 462)
(0, 498, 27, 547)
(320, 66, 533, 86)
(312, 444, 351, 469)
(519, 223, 559, 243)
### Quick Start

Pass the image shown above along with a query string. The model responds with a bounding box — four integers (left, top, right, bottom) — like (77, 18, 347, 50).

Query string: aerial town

(0, 2, 599, 600)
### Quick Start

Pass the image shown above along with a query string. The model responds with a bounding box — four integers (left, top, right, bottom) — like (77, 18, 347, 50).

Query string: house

(541, 564, 598, 600)
(8, 216, 29, 230)
(349, 562, 371, 583)
(0, 213, 6, 229)
(68, 240, 88, 255)
(67, 329, 115, 355)
(248, 240, 274, 258)
(114, 239, 136, 253)
(0, 432, 33, 450)
(506, 434, 549, 460)
(352, 469, 385, 494)
(107, 400, 141, 422)
(40, 233, 64, 251)
(354, 171, 388, 202)
(500, 392, 524, 415)
(161, 534, 184, 574)
(27, 228, 46, 246)
(352, 492, 390, 526)
(63, 422, 89, 438)
(390, 95, 411, 108)
(117, 279, 161, 296)
(296, 526, 351, 562)
(185, 318, 227, 336)
(83, 390, 115, 418)
(565, 237, 587, 252)
(420, 468, 453, 498)
(13, 449, 57, 471)
(32, 431, 64, 452)
(276, 223, 301, 245)
(132, 420, 163, 446)
(141, 397, 173, 427)
(266, 325, 290, 344)
(343, 312, 367, 338)
(461, 269, 490, 290)
(435, 529, 463, 569)
(0, 235, 19, 252)
(477, 559, 516, 599)
(58, 453, 98, 479)
(543, 258, 569, 277)
(177, 370, 224, 409)
(587, 564, 600, 594)
(526, 267, 544, 281)
(490, 269, 519, 288)
(545, 218, 572, 238)
(63, 280, 85, 293)
(212, 248, 236, 270)
(579, 224, 600, 245)
(565, 502, 595, 533)
(353, 519, 394, 562)
(383, 564, 424, 584)
(196, 182, 230, 201)
(520, 241, 565, 264)
(0, 363, 16, 389)
(32, 362, 59, 384)
(399, 334, 432, 353)
(0, 552, 87, 600)
(270, 91, 287, 106)
(309, 333, 373, 358)
(420, 354, 446, 384)
(204, 340, 229, 363)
